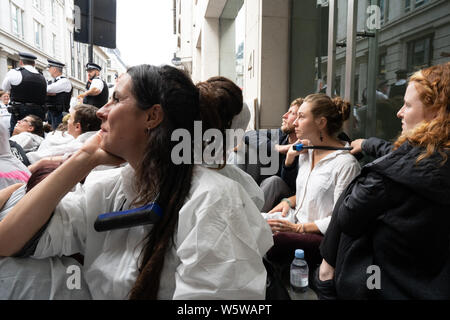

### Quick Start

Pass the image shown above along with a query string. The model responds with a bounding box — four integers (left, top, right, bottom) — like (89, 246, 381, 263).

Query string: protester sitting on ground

(196, 76, 265, 211)
(27, 104, 101, 164)
(0, 120, 30, 189)
(262, 94, 361, 270)
(259, 98, 303, 212)
(9, 115, 45, 153)
(314, 62, 450, 300)
(0, 65, 273, 300)
(31, 113, 74, 156)
(0, 163, 91, 299)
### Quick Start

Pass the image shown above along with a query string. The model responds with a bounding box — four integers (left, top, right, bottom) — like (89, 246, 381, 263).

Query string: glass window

(52, 33, 57, 56)
(405, 0, 411, 12)
(32, 0, 42, 11)
(51, 0, 57, 23)
(70, 31, 75, 77)
(33, 20, 44, 49)
(407, 35, 433, 72)
(10, 3, 24, 38)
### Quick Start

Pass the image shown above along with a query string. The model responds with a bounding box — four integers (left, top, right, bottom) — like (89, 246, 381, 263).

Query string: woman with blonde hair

(314, 62, 450, 299)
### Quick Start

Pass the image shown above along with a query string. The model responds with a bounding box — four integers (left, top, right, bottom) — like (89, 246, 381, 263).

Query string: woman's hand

(351, 139, 365, 155)
(268, 200, 291, 217)
(267, 219, 298, 233)
(80, 131, 125, 167)
(285, 139, 310, 166)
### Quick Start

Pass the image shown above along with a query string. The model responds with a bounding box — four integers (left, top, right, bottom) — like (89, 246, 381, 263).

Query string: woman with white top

(0, 120, 30, 190)
(263, 94, 361, 268)
(0, 64, 273, 300)
(196, 76, 264, 210)
(9, 115, 44, 153)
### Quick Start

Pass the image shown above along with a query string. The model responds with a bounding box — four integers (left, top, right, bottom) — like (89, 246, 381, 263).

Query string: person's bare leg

(319, 259, 335, 281)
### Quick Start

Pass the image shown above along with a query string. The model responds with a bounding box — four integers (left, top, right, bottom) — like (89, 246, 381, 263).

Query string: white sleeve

(10, 133, 33, 150)
(172, 183, 273, 300)
(47, 78, 72, 94)
(1, 70, 22, 91)
(32, 186, 88, 258)
(90, 79, 104, 92)
(315, 157, 361, 235)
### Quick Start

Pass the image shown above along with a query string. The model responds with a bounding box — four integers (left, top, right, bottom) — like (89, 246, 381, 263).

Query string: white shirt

(211, 164, 265, 211)
(33, 165, 273, 300)
(10, 132, 44, 153)
(47, 76, 72, 94)
(0, 122, 31, 189)
(0, 186, 92, 300)
(89, 78, 104, 92)
(1, 65, 42, 92)
(27, 131, 96, 164)
(292, 144, 361, 234)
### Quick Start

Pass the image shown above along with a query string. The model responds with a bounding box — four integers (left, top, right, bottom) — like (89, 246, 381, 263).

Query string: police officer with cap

(77, 62, 109, 108)
(1, 52, 47, 135)
(46, 59, 72, 129)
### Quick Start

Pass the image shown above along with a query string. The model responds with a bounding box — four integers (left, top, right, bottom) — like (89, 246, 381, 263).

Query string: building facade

(0, 0, 123, 99)
(174, 0, 450, 137)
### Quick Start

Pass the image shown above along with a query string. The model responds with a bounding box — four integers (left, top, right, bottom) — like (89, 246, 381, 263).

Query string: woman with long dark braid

(0, 65, 273, 299)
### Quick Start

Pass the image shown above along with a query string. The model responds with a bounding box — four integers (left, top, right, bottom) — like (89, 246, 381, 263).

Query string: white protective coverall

(0, 185, 92, 300)
(29, 164, 273, 299)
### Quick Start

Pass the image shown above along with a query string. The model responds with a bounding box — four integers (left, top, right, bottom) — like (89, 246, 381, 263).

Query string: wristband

(281, 198, 293, 208)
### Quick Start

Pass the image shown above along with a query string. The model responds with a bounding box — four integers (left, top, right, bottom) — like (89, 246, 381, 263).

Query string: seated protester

(0, 120, 30, 189)
(262, 94, 361, 269)
(32, 113, 74, 155)
(315, 62, 450, 300)
(9, 115, 44, 153)
(259, 98, 303, 212)
(27, 104, 101, 164)
(9, 140, 30, 167)
(0, 65, 273, 300)
(196, 77, 265, 211)
(0, 166, 91, 299)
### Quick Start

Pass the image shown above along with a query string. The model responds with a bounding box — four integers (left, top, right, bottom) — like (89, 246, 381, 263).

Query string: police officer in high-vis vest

(77, 62, 109, 108)
(46, 59, 72, 129)
(1, 52, 47, 135)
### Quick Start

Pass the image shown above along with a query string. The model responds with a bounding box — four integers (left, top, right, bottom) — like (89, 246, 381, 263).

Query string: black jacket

(335, 138, 450, 299)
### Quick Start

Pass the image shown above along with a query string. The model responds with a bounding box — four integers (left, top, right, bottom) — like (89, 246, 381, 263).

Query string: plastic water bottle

(290, 249, 309, 293)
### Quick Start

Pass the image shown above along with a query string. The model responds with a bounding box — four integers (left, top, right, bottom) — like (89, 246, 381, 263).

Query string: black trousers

(9, 104, 46, 135)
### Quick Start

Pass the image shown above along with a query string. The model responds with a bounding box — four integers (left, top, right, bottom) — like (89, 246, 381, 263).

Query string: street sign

(74, 0, 117, 49)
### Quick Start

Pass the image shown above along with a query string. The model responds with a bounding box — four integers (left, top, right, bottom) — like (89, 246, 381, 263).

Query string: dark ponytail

(127, 65, 200, 299)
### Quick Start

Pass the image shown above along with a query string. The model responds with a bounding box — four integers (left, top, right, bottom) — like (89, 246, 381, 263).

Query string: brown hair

(303, 93, 351, 136)
(26, 114, 45, 138)
(125, 65, 200, 300)
(291, 97, 304, 108)
(196, 76, 243, 166)
(394, 62, 450, 165)
(73, 104, 101, 133)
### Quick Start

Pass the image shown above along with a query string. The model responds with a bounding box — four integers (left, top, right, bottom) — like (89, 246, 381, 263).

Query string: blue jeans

(47, 110, 63, 130)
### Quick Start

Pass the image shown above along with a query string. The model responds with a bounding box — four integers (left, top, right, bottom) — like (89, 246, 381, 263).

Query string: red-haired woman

(314, 62, 450, 299)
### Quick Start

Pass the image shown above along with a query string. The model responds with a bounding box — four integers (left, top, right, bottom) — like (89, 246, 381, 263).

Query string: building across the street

(174, 0, 450, 139)
(0, 0, 125, 100)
